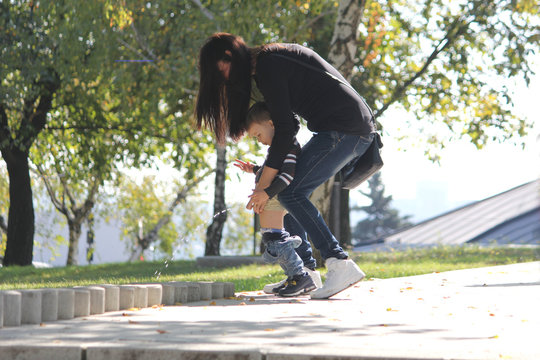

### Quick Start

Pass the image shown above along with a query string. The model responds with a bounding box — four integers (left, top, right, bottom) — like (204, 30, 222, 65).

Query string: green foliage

(351, 0, 539, 158)
(352, 172, 412, 243)
(114, 174, 180, 256)
(221, 202, 255, 255)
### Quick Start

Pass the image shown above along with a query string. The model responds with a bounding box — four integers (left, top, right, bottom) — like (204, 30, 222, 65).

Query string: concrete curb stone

(40, 289, 58, 322)
(119, 286, 135, 310)
(186, 283, 201, 302)
(211, 282, 225, 299)
(168, 282, 188, 304)
(86, 286, 105, 315)
(20, 290, 41, 325)
(73, 289, 90, 317)
(95, 284, 120, 312)
(3, 290, 21, 327)
(197, 281, 212, 300)
(133, 285, 148, 308)
(0, 281, 234, 328)
(161, 284, 175, 305)
(223, 282, 235, 298)
(145, 284, 162, 307)
(57, 288, 75, 320)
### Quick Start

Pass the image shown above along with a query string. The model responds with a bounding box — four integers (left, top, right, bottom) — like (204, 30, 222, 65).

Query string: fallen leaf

(156, 329, 167, 334)
(128, 320, 140, 324)
(127, 307, 140, 311)
(121, 313, 132, 317)
(386, 308, 398, 312)
(249, 297, 255, 302)
(209, 301, 217, 305)
(489, 335, 499, 339)
(239, 302, 246, 305)
(264, 328, 275, 332)
(39, 323, 46, 327)
(417, 298, 424, 301)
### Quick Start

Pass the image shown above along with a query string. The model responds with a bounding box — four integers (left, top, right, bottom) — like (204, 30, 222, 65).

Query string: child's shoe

(263, 266, 321, 294)
(278, 272, 316, 297)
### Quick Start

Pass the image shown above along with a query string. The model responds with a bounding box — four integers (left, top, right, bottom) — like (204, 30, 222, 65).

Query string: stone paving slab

(0, 262, 538, 360)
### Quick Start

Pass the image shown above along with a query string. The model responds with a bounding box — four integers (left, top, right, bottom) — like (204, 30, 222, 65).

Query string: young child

(234, 102, 320, 297)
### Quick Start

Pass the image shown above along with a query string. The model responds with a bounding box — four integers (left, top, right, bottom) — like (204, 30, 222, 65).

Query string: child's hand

(247, 189, 269, 214)
(234, 159, 255, 173)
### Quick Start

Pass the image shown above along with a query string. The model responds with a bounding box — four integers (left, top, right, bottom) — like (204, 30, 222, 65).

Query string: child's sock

(260, 227, 283, 234)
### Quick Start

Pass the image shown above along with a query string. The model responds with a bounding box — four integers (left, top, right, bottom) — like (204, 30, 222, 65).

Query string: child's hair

(246, 102, 271, 129)
(245, 101, 301, 135)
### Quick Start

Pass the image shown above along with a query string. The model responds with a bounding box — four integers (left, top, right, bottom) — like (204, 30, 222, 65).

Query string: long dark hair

(195, 33, 252, 144)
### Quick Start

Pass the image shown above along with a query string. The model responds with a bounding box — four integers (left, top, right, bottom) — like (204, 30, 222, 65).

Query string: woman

(195, 33, 376, 299)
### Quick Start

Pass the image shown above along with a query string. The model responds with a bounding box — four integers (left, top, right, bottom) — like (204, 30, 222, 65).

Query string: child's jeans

(261, 231, 303, 278)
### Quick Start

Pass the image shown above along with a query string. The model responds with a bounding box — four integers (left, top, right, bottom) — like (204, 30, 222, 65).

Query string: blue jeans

(278, 131, 375, 263)
(261, 231, 304, 277)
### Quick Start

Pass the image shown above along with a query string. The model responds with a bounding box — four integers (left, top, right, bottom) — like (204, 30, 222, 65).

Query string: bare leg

(259, 210, 286, 230)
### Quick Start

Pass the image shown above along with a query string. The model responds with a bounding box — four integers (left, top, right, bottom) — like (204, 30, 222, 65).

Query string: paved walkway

(1, 261, 539, 360)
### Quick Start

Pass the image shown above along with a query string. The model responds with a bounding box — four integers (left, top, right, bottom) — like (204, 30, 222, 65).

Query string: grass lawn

(0, 245, 538, 292)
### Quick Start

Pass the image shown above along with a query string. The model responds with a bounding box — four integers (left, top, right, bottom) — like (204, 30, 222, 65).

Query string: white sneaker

(304, 267, 322, 289)
(263, 266, 322, 294)
(310, 258, 365, 299)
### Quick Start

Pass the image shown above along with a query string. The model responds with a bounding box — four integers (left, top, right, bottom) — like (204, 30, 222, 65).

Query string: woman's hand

(234, 159, 255, 173)
(247, 189, 269, 214)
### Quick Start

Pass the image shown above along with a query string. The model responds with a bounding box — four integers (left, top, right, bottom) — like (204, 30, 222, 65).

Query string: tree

(1, 1, 70, 266)
(352, 172, 412, 243)
(317, 0, 539, 248)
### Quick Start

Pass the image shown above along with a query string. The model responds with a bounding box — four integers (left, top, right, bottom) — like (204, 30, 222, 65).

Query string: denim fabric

(283, 214, 316, 269)
(261, 231, 304, 277)
(279, 131, 375, 260)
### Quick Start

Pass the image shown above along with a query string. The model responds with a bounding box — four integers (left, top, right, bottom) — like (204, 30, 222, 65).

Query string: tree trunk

(340, 188, 352, 249)
(86, 213, 95, 264)
(2, 148, 35, 266)
(66, 217, 82, 266)
(324, 0, 366, 246)
(205, 145, 227, 256)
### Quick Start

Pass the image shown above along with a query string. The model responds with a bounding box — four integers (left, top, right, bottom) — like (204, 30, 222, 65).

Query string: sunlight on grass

(0, 245, 537, 292)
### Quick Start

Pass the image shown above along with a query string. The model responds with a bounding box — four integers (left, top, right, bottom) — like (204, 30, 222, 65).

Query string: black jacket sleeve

(255, 55, 297, 170)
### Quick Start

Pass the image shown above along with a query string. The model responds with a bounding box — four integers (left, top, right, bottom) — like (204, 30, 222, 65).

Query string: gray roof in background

(384, 179, 540, 246)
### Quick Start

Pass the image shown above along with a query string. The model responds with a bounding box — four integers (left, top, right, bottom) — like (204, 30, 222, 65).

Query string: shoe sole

(310, 272, 365, 300)
(278, 284, 317, 297)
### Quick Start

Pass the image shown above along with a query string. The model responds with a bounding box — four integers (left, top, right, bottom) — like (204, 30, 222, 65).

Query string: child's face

(247, 119, 274, 146)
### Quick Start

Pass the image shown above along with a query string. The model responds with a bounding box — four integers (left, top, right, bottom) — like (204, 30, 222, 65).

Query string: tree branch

(34, 164, 70, 217)
(375, 13, 472, 119)
(287, 10, 334, 43)
(139, 167, 214, 250)
(21, 70, 60, 149)
(190, 0, 215, 20)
